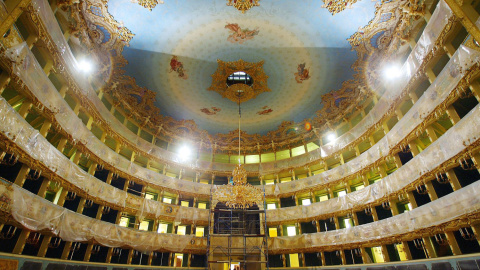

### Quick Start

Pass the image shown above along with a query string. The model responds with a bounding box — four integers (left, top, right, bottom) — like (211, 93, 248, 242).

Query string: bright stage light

(178, 145, 192, 160)
(327, 133, 336, 142)
(383, 65, 401, 80)
(78, 59, 93, 73)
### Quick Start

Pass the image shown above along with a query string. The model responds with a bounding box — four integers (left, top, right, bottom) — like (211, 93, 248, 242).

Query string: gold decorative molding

(0, 259, 17, 270)
(227, 0, 260, 13)
(322, 0, 360, 15)
(208, 59, 270, 104)
(135, 0, 164, 11)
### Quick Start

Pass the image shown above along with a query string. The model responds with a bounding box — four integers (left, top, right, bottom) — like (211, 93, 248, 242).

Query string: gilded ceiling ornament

(134, 0, 164, 11)
(208, 59, 270, 103)
(322, 0, 358, 15)
(227, 0, 260, 13)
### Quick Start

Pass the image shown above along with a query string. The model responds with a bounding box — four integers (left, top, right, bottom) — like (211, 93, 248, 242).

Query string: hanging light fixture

(213, 92, 262, 209)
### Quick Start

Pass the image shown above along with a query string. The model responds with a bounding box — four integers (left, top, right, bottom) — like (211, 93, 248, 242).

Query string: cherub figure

(169, 55, 188, 79)
(225, 23, 259, 44)
(294, 63, 310, 83)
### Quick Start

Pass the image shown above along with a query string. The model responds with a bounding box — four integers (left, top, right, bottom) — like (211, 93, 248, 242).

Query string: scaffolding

(207, 187, 269, 270)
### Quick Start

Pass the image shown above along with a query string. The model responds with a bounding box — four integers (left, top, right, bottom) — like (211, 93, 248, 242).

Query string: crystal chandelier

(227, 0, 260, 14)
(213, 95, 262, 209)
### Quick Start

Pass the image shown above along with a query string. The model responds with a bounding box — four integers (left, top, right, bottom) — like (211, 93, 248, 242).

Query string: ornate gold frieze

(208, 59, 270, 103)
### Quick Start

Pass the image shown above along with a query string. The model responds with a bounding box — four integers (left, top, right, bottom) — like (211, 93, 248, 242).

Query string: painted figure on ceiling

(225, 23, 259, 44)
(201, 107, 221, 115)
(169, 55, 188, 79)
(257, 106, 273, 115)
(294, 63, 310, 83)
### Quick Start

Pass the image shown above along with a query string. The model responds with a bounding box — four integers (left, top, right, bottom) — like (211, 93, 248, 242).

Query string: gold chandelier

(212, 95, 262, 209)
(227, 0, 260, 13)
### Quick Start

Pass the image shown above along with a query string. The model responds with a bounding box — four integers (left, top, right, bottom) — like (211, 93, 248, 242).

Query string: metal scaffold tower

(206, 187, 269, 270)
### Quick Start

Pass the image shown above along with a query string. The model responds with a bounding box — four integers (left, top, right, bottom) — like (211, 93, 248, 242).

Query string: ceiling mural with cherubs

(64, 0, 426, 149)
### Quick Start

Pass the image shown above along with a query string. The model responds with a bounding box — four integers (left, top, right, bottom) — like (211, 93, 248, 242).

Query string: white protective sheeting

(8, 183, 203, 252)
(0, 94, 209, 223)
(270, 179, 480, 250)
(268, 100, 480, 222)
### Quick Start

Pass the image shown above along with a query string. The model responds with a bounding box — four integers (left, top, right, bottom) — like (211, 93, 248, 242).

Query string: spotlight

(383, 65, 401, 80)
(178, 145, 191, 160)
(77, 59, 93, 73)
(327, 133, 336, 142)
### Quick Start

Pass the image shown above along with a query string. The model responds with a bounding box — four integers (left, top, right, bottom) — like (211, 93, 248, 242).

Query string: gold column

(12, 229, 30, 254)
(445, 231, 462, 255)
(37, 235, 52, 257)
(0, 73, 11, 95)
(444, 0, 480, 43)
(425, 181, 438, 201)
(339, 250, 347, 265)
(446, 106, 461, 124)
(13, 164, 30, 186)
(0, 0, 32, 37)
(422, 237, 437, 258)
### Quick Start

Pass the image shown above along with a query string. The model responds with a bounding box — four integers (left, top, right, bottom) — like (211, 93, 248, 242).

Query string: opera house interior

(1, 0, 480, 269)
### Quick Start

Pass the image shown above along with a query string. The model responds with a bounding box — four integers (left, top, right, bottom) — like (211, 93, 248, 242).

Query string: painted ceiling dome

(98, 0, 380, 146)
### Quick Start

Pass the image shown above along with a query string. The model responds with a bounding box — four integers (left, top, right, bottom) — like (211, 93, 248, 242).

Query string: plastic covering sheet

(263, 44, 480, 197)
(0, 94, 209, 222)
(270, 179, 480, 251)
(7, 183, 204, 252)
(3, 42, 210, 196)
(3, 177, 480, 252)
(267, 101, 480, 223)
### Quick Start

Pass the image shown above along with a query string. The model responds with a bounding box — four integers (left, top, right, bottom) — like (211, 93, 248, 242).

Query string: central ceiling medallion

(227, 0, 260, 13)
(208, 59, 270, 103)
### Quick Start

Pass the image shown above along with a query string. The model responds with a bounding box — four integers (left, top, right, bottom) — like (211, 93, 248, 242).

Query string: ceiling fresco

(107, 0, 377, 135)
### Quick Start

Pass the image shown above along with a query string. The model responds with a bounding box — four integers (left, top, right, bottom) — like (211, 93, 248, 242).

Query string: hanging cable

(238, 95, 241, 162)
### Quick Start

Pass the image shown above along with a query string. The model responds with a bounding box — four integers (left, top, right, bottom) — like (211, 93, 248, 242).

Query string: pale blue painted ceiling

(107, 0, 377, 135)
